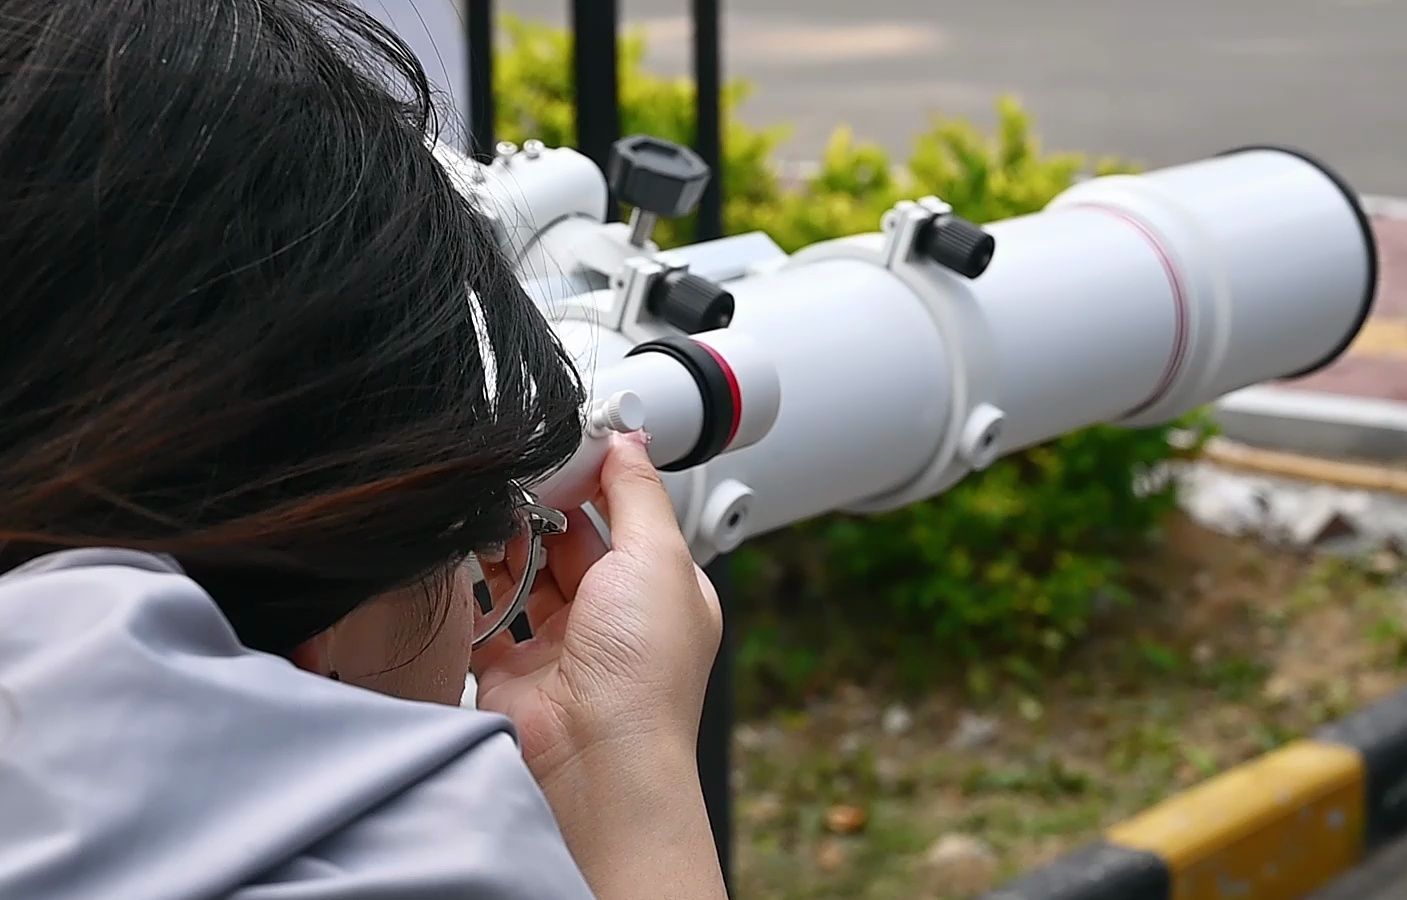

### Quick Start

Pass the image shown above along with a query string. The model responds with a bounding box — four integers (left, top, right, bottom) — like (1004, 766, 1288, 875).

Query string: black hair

(0, 0, 584, 654)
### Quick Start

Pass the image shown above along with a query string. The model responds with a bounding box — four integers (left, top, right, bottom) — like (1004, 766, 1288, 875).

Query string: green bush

(495, 17, 1202, 705)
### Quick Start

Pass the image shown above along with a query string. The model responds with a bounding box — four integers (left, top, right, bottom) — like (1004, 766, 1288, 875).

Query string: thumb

(597, 432, 684, 554)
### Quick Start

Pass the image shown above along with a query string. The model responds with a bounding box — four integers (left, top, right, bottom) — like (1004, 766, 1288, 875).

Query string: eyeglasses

(467, 484, 568, 648)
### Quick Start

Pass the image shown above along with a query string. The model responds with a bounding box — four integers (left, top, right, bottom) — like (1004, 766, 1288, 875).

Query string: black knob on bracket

(607, 135, 712, 219)
(648, 270, 735, 334)
(917, 214, 996, 279)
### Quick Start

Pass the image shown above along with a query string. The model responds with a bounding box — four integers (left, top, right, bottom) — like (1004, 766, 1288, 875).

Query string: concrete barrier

(983, 687, 1407, 900)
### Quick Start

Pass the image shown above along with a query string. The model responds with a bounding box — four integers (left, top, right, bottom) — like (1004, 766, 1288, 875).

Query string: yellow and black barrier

(984, 685, 1407, 900)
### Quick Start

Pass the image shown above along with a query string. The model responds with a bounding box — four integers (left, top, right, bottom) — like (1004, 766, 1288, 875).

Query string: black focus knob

(648, 271, 735, 334)
(917, 214, 996, 279)
(607, 135, 712, 218)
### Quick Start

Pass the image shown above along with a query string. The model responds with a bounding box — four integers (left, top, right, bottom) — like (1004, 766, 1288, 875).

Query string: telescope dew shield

(937, 145, 1376, 453)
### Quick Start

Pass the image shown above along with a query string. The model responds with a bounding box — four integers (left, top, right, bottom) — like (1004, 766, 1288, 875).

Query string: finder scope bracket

(613, 255, 735, 336)
(883, 196, 995, 279)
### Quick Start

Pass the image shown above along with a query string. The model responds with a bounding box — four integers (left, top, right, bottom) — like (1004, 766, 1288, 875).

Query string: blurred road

(504, 0, 1407, 194)
(1312, 835, 1407, 900)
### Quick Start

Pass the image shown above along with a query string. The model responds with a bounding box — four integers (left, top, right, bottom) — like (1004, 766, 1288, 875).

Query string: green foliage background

(494, 17, 1205, 707)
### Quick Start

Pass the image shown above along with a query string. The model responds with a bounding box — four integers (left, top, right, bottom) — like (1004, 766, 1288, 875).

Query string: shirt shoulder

(0, 550, 589, 899)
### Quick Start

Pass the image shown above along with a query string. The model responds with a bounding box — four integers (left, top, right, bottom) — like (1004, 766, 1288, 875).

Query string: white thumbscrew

(587, 390, 647, 438)
(522, 139, 544, 159)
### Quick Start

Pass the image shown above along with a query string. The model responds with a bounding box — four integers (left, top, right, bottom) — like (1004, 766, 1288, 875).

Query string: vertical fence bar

(466, 0, 494, 161)
(693, 0, 731, 885)
(692, 0, 723, 241)
(698, 558, 735, 888)
(568, 0, 729, 883)
(695, 0, 737, 888)
(571, 0, 621, 220)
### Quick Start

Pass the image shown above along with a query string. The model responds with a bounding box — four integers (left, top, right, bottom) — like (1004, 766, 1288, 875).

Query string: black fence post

(692, 1, 733, 888)
(692, 0, 723, 241)
(699, 557, 734, 888)
(470, 0, 733, 882)
(570, 0, 621, 220)
(466, 0, 494, 161)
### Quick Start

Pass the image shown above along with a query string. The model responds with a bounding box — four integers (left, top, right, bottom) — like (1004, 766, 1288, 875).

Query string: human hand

(472, 431, 723, 786)
(473, 433, 728, 898)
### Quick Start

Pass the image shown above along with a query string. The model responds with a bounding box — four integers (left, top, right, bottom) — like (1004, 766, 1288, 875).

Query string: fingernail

(612, 429, 651, 448)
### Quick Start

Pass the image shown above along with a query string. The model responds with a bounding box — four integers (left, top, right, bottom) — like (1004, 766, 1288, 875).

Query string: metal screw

(627, 208, 659, 248)
(522, 139, 544, 159)
(495, 140, 519, 159)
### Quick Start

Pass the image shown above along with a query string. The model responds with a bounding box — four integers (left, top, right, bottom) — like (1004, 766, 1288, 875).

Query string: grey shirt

(0, 548, 596, 899)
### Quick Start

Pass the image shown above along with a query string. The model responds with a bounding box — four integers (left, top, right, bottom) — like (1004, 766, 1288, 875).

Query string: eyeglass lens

(468, 510, 541, 645)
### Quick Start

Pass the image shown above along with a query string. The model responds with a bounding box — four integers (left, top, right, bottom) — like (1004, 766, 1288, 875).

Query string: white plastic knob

(698, 479, 755, 555)
(958, 403, 1005, 471)
(588, 390, 647, 437)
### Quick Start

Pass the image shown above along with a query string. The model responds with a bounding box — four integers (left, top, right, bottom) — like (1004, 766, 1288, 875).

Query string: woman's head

(0, 0, 584, 695)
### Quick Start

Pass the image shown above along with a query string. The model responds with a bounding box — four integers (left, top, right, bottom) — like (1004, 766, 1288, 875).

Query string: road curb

(1212, 387, 1407, 462)
(1199, 436, 1407, 496)
(983, 686, 1407, 900)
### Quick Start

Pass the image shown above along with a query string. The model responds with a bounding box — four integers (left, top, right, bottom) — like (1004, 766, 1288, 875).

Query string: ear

(288, 630, 335, 678)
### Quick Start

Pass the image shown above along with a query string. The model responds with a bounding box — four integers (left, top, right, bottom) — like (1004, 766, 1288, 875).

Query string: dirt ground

(732, 514, 1407, 899)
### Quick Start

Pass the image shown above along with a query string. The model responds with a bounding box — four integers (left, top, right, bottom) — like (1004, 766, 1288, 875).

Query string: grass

(731, 515, 1407, 898)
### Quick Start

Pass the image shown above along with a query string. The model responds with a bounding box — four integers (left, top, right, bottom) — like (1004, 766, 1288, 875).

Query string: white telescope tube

(867, 147, 1378, 457)
(717, 146, 1374, 523)
(433, 142, 607, 264)
(693, 259, 955, 535)
(1002, 146, 1375, 437)
(511, 145, 1374, 559)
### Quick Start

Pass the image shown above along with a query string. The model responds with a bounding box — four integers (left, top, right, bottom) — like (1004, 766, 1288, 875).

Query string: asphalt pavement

(1311, 835, 1407, 900)
(504, 0, 1407, 195)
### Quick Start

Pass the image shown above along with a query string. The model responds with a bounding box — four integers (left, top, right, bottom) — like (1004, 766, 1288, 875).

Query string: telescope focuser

(916, 213, 996, 279)
(608, 135, 712, 247)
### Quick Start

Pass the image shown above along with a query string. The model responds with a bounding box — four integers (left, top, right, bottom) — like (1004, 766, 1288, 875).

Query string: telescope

(434, 135, 1377, 564)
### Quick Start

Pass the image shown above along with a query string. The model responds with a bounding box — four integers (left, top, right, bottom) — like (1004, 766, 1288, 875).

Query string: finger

(597, 432, 686, 555)
(509, 527, 572, 630)
(524, 574, 568, 630)
(587, 489, 610, 532)
(544, 507, 609, 599)
(528, 594, 574, 645)
(472, 626, 559, 687)
(501, 531, 535, 583)
(694, 563, 724, 638)
(470, 616, 518, 671)
(477, 554, 518, 608)
(480, 550, 566, 634)
(471, 579, 567, 669)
